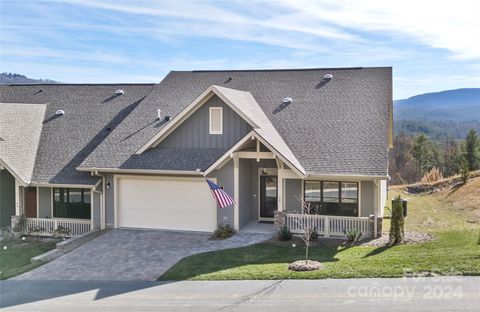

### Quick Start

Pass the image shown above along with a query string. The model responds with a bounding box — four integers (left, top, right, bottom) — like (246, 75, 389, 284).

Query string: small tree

(295, 196, 316, 264)
(389, 196, 405, 245)
(460, 159, 469, 184)
(465, 129, 479, 171)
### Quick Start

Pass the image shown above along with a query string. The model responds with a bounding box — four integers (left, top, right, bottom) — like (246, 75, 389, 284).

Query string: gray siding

(239, 159, 252, 228)
(208, 160, 234, 228)
(38, 187, 52, 218)
(360, 181, 374, 217)
(104, 173, 115, 227)
(249, 159, 277, 220)
(160, 95, 252, 149)
(0, 169, 15, 227)
(285, 179, 302, 213)
(93, 192, 101, 229)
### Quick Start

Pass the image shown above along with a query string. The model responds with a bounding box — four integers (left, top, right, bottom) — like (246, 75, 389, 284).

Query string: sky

(0, 0, 479, 99)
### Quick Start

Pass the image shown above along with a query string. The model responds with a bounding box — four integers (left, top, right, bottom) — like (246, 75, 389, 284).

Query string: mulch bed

(359, 231, 435, 247)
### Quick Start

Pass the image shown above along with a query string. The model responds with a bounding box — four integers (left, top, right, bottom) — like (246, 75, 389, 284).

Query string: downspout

(93, 170, 106, 230)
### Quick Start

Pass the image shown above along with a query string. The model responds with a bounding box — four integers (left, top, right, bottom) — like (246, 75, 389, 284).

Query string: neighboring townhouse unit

(0, 67, 392, 238)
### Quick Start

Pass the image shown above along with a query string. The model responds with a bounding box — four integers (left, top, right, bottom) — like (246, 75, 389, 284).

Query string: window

(53, 188, 91, 219)
(304, 181, 321, 213)
(303, 181, 358, 217)
(209, 107, 223, 134)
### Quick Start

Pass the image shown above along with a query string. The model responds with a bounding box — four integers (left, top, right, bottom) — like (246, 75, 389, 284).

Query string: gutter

(77, 167, 204, 176)
(93, 170, 106, 230)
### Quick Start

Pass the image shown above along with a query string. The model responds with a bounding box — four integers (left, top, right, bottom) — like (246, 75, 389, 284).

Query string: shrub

(278, 225, 293, 241)
(389, 195, 405, 245)
(420, 167, 443, 183)
(53, 225, 71, 238)
(308, 227, 319, 243)
(344, 229, 363, 244)
(12, 214, 27, 234)
(213, 224, 234, 239)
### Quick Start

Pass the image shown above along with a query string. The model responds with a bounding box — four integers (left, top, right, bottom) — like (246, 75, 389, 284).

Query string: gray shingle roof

(81, 67, 392, 176)
(0, 103, 46, 183)
(0, 84, 155, 185)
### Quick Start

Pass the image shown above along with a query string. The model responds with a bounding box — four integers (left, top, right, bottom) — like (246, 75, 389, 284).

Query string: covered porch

(207, 132, 385, 238)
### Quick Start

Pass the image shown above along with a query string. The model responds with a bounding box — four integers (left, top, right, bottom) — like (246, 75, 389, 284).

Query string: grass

(0, 237, 58, 280)
(160, 177, 480, 281)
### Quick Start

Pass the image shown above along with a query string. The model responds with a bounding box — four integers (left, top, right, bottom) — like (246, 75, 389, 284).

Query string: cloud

(277, 0, 480, 60)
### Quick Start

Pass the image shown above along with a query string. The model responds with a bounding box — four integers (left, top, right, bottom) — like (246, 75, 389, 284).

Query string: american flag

(206, 179, 235, 208)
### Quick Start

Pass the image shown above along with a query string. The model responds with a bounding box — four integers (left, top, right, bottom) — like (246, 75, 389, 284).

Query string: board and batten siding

(207, 159, 234, 228)
(38, 187, 52, 218)
(93, 191, 101, 229)
(360, 181, 374, 217)
(104, 173, 115, 227)
(239, 159, 253, 228)
(159, 95, 252, 149)
(0, 169, 15, 227)
(285, 179, 302, 213)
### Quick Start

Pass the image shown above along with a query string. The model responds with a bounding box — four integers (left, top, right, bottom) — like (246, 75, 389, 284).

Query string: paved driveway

(14, 229, 271, 281)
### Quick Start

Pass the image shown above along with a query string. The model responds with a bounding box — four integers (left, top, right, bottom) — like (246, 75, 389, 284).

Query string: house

(0, 67, 392, 237)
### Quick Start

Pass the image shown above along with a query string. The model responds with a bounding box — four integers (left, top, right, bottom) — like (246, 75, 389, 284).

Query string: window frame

(302, 181, 360, 217)
(209, 107, 223, 135)
(52, 188, 91, 220)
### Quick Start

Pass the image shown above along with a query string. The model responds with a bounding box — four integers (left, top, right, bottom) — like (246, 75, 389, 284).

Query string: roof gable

(0, 103, 46, 184)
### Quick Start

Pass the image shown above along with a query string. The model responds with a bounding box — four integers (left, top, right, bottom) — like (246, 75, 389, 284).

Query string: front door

(25, 187, 37, 218)
(260, 176, 277, 219)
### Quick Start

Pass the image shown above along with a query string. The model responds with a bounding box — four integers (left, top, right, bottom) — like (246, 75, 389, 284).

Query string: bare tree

(294, 196, 317, 264)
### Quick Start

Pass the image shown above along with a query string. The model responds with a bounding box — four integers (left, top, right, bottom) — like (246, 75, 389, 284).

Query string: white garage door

(117, 176, 216, 232)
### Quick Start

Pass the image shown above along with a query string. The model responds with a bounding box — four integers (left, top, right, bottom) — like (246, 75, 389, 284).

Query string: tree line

(389, 129, 480, 184)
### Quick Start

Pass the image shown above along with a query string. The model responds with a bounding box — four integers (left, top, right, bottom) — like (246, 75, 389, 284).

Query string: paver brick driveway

(14, 229, 271, 281)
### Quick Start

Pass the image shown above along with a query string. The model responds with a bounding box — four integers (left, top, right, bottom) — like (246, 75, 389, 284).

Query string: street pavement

(1, 277, 479, 311)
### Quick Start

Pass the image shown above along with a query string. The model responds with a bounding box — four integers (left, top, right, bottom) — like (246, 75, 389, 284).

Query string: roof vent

(115, 89, 124, 95)
(282, 97, 292, 105)
(165, 115, 172, 121)
(157, 109, 162, 120)
(55, 110, 65, 116)
(324, 74, 333, 80)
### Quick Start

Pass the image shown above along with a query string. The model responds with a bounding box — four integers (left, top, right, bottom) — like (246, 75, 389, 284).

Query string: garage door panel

(117, 177, 215, 232)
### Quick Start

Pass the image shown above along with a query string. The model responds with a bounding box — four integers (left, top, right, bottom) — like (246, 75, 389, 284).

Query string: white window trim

(209, 107, 223, 135)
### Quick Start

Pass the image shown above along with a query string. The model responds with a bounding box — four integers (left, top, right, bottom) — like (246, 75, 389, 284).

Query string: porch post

(277, 166, 283, 212)
(14, 179, 21, 215)
(233, 155, 240, 231)
(373, 180, 379, 238)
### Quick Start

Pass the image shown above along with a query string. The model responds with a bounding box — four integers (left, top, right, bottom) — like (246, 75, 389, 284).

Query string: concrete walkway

(14, 229, 271, 281)
(2, 277, 479, 311)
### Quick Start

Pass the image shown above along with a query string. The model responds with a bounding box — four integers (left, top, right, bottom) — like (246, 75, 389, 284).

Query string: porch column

(233, 155, 240, 230)
(14, 179, 22, 215)
(373, 180, 379, 238)
(277, 168, 283, 212)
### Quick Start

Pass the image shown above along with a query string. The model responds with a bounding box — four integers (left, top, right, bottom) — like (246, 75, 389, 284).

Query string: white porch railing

(25, 218, 91, 237)
(285, 213, 370, 237)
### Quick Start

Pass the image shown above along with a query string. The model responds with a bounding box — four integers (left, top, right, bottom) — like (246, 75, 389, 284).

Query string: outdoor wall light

(106, 182, 111, 189)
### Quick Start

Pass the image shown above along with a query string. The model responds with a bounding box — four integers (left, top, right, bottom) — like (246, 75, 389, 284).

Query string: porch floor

(240, 221, 274, 234)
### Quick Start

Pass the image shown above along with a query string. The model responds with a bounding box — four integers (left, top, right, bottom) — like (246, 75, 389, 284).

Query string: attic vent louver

(115, 89, 124, 95)
(55, 110, 65, 116)
(282, 97, 292, 105)
(324, 74, 333, 80)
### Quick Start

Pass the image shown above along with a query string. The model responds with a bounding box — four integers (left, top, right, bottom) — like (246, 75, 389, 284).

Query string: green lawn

(160, 184, 480, 280)
(0, 238, 58, 280)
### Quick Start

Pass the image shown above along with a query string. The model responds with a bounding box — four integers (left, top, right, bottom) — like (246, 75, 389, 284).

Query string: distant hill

(394, 88, 480, 139)
(0, 72, 60, 84)
(394, 88, 480, 122)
